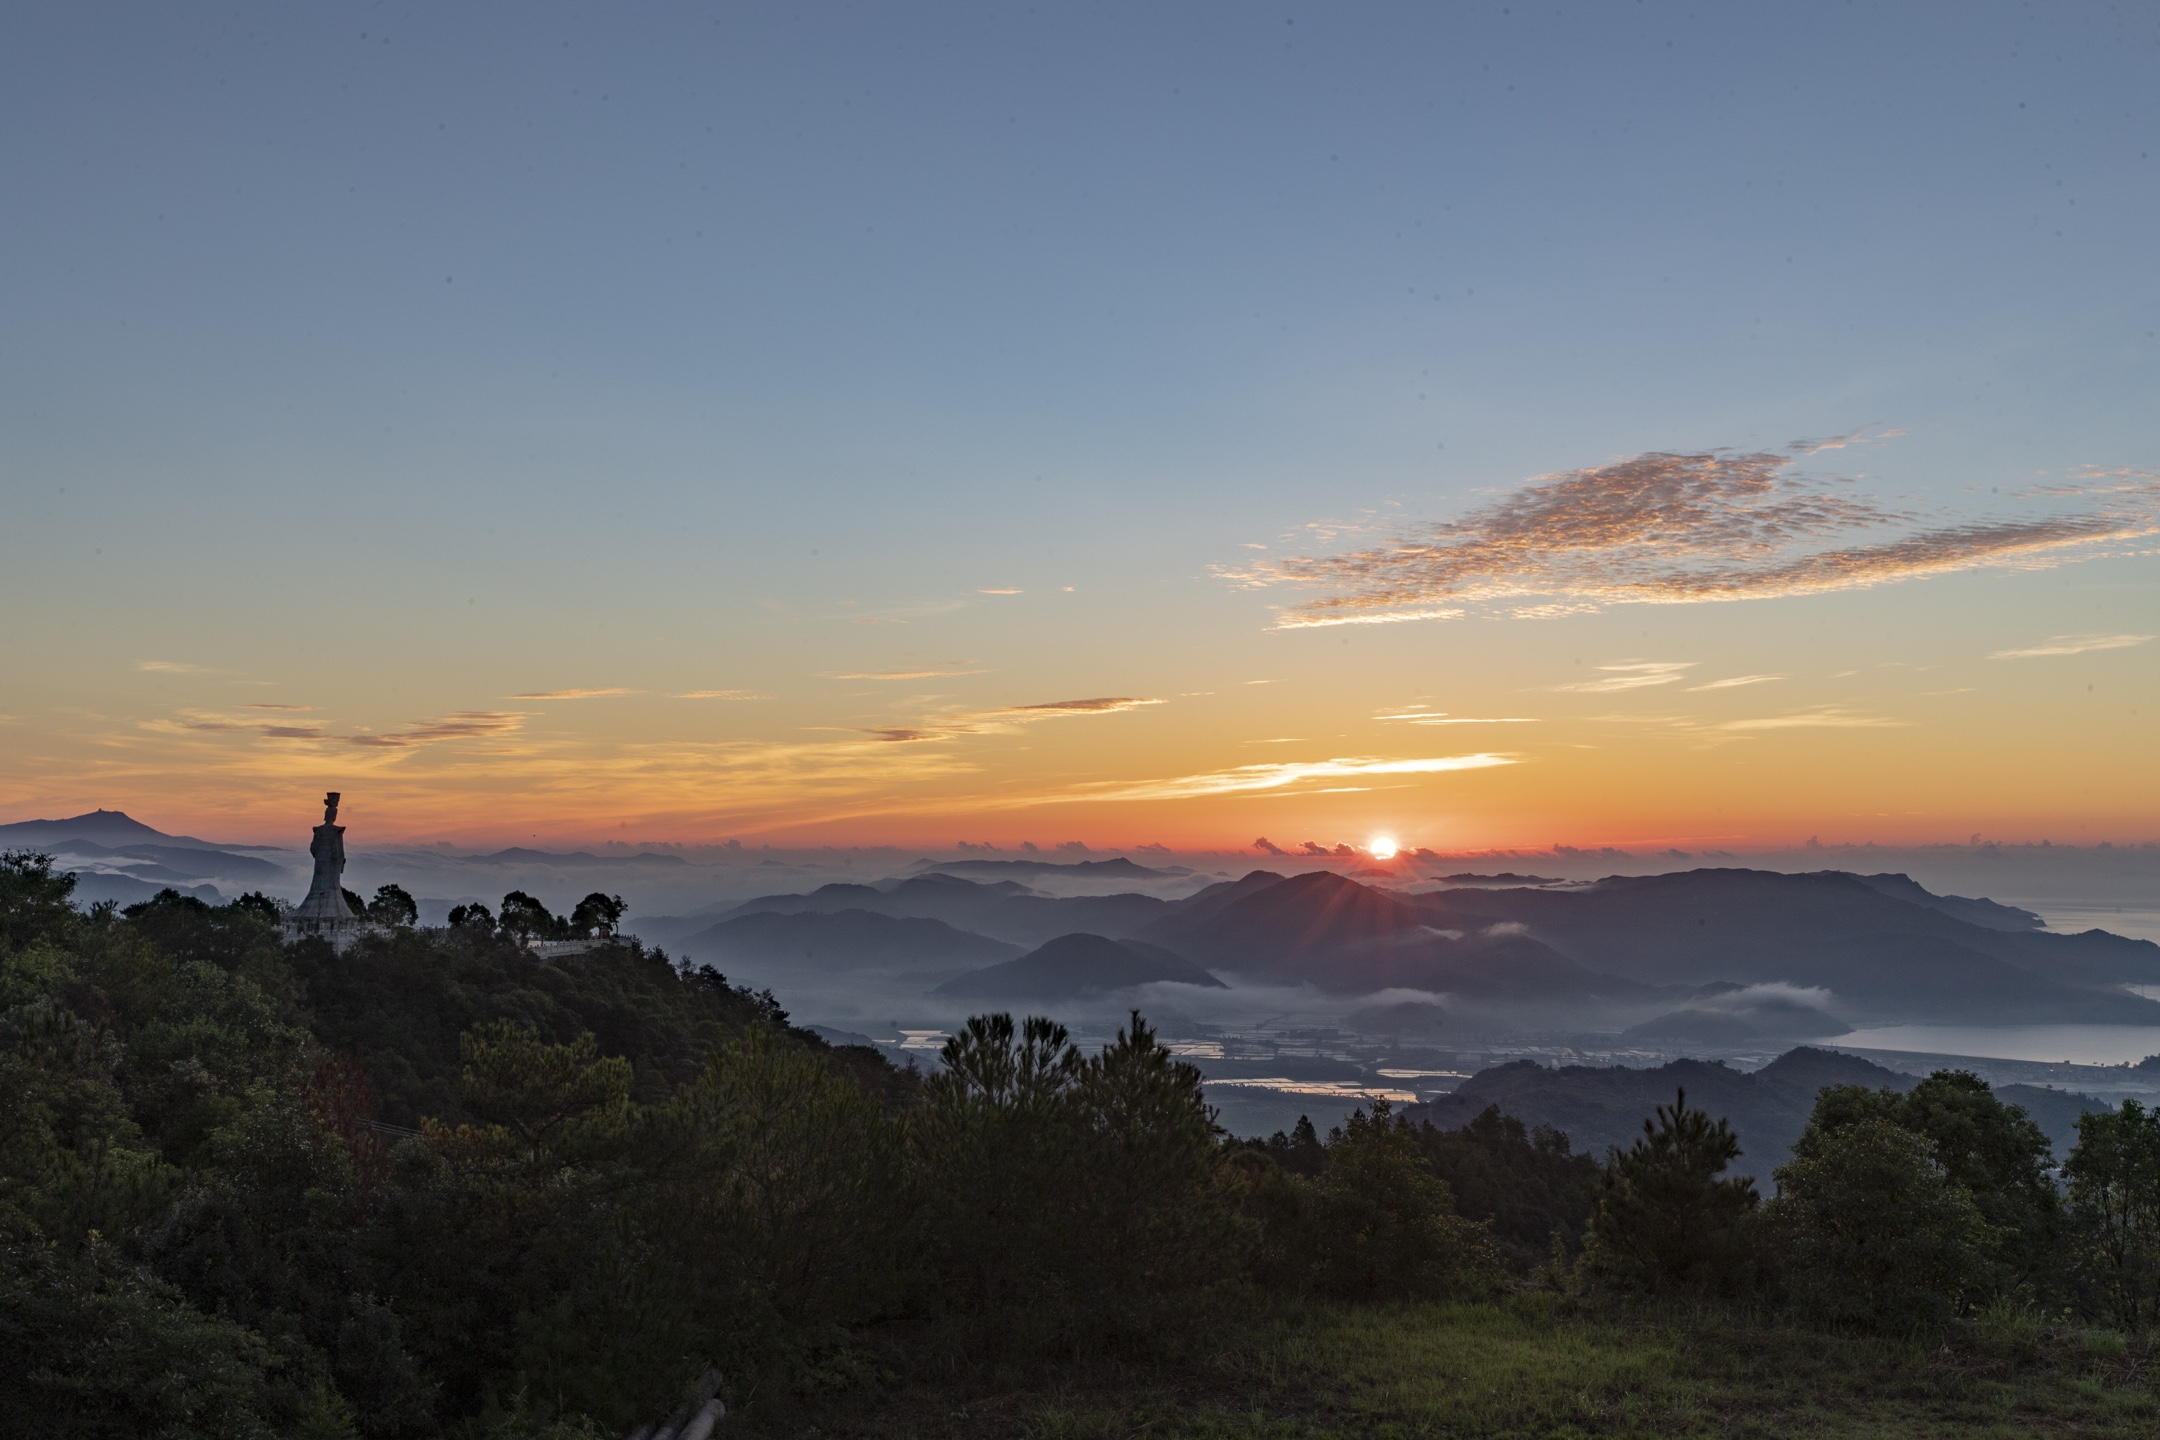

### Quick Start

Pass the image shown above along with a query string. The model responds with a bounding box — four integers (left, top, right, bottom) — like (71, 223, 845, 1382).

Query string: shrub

(1769, 1116, 1995, 1329)
(1305, 1101, 1505, 1301)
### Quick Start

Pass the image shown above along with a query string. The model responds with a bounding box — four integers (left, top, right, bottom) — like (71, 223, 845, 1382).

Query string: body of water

(2026, 904, 2160, 944)
(1838, 1024, 2160, 1067)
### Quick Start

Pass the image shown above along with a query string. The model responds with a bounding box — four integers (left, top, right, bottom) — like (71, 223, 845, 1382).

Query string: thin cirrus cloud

(825, 668, 989, 681)
(1376, 709, 1540, 724)
(1687, 675, 1785, 691)
(510, 687, 640, 699)
(346, 712, 525, 749)
(1230, 447, 2158, 628)
(1556, 661, 1696, 693)
(135, 660, 206, 673)
(1987, 633, 2152, 660)
(677, 689, 769, 700)
(859, 696, 1163, 742)
(156, 707, 524, 746)
(1056, 752, 1517, 803)
(1715, 707, 1908, 732)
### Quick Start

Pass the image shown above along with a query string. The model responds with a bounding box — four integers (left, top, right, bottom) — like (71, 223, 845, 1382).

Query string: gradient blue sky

(3, 2, 2155, 846)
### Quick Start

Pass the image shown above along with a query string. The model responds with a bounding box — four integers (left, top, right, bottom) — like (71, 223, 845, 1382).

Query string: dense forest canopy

(4, 847, 2159, 1437)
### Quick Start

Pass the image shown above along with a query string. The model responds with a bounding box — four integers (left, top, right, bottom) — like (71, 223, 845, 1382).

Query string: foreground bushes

(8, 848, 2160, 1435)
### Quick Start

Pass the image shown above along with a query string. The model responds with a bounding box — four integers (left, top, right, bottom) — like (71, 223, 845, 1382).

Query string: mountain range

(696, 863, 2160, 1030)
(10, 810, 2158, 1034)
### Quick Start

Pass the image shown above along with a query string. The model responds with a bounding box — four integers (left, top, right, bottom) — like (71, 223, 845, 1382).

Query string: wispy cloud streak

(1060, 753, 1516, 803)
(1556, 662, 1695, 693)
(1231, 449, 2158, 627)
(1988, 634, 2151, 659)
(347, 712, 526, 748)
(511, 688, 640, 699)
(858, 697, 1163, 742)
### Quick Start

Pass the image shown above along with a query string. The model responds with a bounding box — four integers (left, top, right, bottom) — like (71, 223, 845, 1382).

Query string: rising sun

(1368, 835, 1399, 860)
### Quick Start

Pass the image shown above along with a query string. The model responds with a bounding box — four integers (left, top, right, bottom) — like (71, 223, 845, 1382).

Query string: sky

(2, 0, 2156, 852)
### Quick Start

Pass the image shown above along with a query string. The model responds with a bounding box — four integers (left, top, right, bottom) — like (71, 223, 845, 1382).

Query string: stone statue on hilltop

(285, 790, 366, 948)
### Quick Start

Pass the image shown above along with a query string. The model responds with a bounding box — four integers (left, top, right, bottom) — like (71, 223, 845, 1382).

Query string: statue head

(323, 791, 341, 824)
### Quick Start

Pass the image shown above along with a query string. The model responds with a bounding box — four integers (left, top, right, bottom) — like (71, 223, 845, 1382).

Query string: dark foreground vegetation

(4, 850, 2158, 1437)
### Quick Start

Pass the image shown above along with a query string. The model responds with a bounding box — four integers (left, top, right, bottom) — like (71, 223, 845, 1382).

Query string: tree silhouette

(1581, 1087, 1759, 1294)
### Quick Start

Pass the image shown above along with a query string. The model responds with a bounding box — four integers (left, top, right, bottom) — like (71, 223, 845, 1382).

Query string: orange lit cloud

(1054, 752, 1516, 803)
(856, 696, 1163, 742)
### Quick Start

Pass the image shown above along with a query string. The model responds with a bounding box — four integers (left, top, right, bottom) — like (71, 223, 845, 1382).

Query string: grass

(776, 1297, 2159, 1438)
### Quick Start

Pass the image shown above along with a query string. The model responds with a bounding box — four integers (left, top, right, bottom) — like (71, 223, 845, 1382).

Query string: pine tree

(1580, 1087, 1759, 1294)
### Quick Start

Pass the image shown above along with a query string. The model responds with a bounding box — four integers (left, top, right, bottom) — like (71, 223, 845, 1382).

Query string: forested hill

(1408, 1048, 2115, 1180)
(8, 850, 2160, 1439)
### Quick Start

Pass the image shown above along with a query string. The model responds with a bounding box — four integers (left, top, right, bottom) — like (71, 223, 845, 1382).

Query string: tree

(231, 892, 283, 925)
(453, 1020, 631, 1153)
(365, 885, 418, 928)
(1769, 1116, 1995, 1328)
(2063, 1099, 2160, 1330)
(1307, 1101, 1503, 1300)
(915, 1014, 1083, 1334)
(496, 892, 559, 944)
(1255, 1115, 1327, 1176)
(1415, 1104, 1600, 1269)
(2, 851, 79, 952)
(1579, 1087, 1759, 1294)
(568, 893, 626, 939)
(446, 902, 494, 933)
(1066, 1012, 1238, 1320)
(1798, 1075, 2062, 1298)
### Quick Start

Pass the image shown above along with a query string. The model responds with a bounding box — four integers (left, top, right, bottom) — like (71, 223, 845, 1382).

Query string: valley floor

(790, 1297, 2159, 1439)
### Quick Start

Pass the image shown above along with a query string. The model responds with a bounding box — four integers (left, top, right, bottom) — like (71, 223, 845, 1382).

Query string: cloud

(677, 689, 769, 700)
(240, 703, 313, 711)
(136, 660, 205, 673)
(853, 696, 1163, 743)
(1687, 675, 1784, 691)
(259, 725, 327, 739)
(510, 688, 640, 699)
(824, 668, 988, 681)
(1555, 661, 1695, 693)
(1060, 753, 1516, 803)
(1378, 710, 1541, 725)
(1716, 707, 1908, 732)
(994, 697, 1161, 717)
(347, 712, 526, 748)
(976, 588, 1023, 595)
(1988, 633, 2152, 660)
(1673, 981, 1839, 1016)
(1234, 448, 2159, 626)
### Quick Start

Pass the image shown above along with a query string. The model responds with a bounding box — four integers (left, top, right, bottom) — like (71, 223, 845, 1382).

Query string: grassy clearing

(789, 1297, 2160, 1438)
